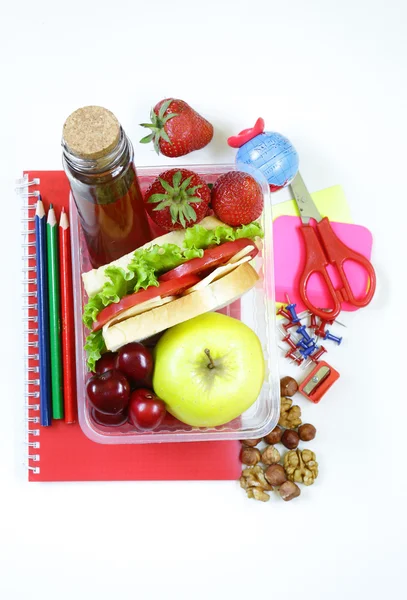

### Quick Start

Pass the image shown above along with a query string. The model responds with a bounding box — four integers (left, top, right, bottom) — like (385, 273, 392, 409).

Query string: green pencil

(47, 204, 64, 419)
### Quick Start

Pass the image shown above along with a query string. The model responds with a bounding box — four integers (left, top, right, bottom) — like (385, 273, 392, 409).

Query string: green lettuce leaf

(84, 330, 107, 372)
(183, 221, 264, 250)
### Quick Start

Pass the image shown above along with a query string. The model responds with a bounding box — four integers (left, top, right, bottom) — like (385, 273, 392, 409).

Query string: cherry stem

(204, 348, 215, 370)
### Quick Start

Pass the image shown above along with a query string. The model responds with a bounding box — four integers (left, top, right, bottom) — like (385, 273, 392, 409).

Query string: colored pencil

(35, 198, 52, 426)
(59, 209, 77, 423)
(47, 204, 64, 419)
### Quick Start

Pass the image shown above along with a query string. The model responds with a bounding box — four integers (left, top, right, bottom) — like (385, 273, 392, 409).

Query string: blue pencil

(35, 197, 52, 426)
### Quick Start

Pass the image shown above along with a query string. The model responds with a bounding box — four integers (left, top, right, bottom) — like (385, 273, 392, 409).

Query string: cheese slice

(182, 255, 252, 294)
(227, 244, 256, 264)
(102, 295, 176, 333)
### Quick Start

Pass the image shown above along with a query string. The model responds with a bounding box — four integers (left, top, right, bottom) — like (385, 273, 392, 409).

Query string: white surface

(1, 1, 406, 598)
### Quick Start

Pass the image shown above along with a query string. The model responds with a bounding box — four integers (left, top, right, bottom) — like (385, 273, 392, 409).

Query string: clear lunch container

(71, 163, 280, 444)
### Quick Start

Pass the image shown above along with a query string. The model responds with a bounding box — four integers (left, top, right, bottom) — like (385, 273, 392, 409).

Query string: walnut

(240, 465, 273, 501)
(284, 449, 319, 486)
(241, 466, 273, 490)
(261, 445, 281, 465)
(247, 487, 270, 502)
(278, 397, 302, 429)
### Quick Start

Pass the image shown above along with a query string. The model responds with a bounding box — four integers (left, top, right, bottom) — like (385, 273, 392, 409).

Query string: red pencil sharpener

(299, 361, 340, 404)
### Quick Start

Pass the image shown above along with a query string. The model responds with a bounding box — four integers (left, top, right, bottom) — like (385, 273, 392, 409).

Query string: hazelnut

(279, 480, 301, 501)
(240, 446, 261, 466)
(263, 426, 283, 445)
(261, 445, 281, 465)
(298, 423, 316, 441)
(281, 429, 300, 449)
(280, 376, 298, 397)
(265, 464, 287, 486)
(241, 438, 261, 447)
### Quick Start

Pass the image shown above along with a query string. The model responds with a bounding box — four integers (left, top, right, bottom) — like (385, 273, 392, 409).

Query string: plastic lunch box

(71, 163, 280, 444)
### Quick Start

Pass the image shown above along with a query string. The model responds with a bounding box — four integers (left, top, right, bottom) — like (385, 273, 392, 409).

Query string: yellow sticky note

(272, 184, 352, 224)
(272, 184, 352, 313)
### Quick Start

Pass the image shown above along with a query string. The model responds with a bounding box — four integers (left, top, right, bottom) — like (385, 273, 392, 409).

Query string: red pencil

(59, 208, 77, 423)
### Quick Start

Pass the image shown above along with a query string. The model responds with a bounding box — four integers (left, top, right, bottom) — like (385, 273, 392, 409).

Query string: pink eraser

(270, 216, 373, 313)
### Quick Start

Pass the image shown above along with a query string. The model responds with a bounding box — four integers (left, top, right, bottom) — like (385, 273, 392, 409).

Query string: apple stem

(204, 348, 216, 370)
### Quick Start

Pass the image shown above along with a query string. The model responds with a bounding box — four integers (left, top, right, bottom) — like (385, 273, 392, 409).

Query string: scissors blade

(291, 172, 322, 224)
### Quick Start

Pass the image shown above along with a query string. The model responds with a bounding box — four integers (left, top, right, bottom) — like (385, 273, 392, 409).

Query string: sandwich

(82, 216, 264, 370)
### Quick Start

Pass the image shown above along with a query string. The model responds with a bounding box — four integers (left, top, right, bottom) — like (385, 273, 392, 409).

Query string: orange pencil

(59, 208, 77, 423)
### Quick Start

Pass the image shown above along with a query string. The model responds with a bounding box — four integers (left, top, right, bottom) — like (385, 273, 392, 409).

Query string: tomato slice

(92, 273, 201, 332)
(158, 238, 258, 282)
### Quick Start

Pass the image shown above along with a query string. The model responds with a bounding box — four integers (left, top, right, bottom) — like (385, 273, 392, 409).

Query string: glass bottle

(62, 106, 152, 268)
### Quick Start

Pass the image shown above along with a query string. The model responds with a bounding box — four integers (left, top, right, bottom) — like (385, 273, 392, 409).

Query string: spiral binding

(19, 174, 41, 476)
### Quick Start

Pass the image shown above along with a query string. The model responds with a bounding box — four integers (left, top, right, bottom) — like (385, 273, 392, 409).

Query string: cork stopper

(63, 106, 120, 159)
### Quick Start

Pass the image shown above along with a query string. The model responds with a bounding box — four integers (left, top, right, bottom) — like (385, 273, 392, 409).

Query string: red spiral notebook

(22, 170, 241, 482)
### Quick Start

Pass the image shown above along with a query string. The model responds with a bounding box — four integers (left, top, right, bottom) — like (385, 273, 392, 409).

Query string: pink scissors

(290, 173, 376, 320)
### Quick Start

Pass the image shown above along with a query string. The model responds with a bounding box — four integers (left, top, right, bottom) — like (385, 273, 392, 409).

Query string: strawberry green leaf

(180, 176, 193, 191)
(178, 210, 186, 228)
(172, 170, 182, 189)
(170, 204, 179, 224)
(184, 204, 197, 221)
(158, 99, 173, 119)
(147, 193, 170, 203)
(160, 129, 171, 144)
(140, 133, 155, 144)
(159, 178, 174, 194)
(153, 200, 172, 211)
(186, 184, 202, 196)
(162, 112, 178, 124)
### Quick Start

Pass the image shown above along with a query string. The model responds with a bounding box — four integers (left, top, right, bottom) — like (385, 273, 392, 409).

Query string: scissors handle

(316, 218, 376, 306)
(299, 218, 376, 320)
(299, 225, 342, 320)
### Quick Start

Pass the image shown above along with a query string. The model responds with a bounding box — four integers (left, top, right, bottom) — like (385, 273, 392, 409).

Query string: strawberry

(143, 169, 211, 231)
(139, 98, 213, 157)
(211, 171, 264, 226)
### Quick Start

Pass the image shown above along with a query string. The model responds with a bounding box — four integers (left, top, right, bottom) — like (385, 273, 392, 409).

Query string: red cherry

(116, 342, 153, 386)
(128, 388, 166, 431)
(86, 370, 130, 415)
(90, 407, 128, 427)
(95, 352, 118, 374)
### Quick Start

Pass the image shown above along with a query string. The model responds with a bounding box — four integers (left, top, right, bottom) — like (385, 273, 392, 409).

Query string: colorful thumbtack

(277, 306, 293, 320)
(296, 325, 312, 342)
(309, 313, 318, 330)
(324, 331, 342, 345)
(284, 294, 300, 323)
(285, 349, 303, 365)
(282, 334, 297, 350)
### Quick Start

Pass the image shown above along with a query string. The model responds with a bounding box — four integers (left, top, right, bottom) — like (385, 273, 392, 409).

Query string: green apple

(153, 312, 265, 427)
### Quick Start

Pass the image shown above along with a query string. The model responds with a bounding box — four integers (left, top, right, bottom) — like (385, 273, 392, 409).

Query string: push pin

(281, 334, 297, 351)
(309, 313, 318, 330)
(299, 344, 318, 358)
(284, 294, 300, 323)
(283, 320, 298, 332)
(296, 325, 312, 342)
(315, 319, 331, 339)
(296, 339, 309, 350)
(310, 345, 327, 362)
(277, 306, 293, 321)
(302, 345, 328, 369)
(324, 331, 342, 345)
(285, 349, 303, 366)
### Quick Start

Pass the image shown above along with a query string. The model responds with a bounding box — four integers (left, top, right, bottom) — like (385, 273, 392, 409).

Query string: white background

(1, 1, 406, 598)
